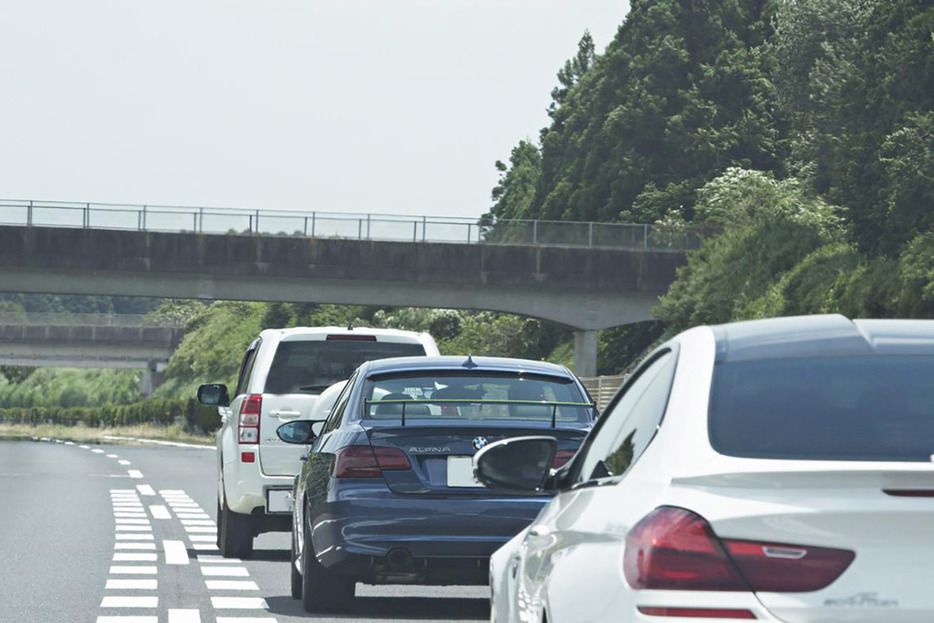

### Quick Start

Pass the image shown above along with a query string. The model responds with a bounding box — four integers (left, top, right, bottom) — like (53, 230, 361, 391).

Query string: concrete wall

(0, 226, 685, 331)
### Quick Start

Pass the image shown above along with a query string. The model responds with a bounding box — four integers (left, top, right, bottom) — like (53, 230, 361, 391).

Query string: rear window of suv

(264, 339, 426, 394)
(709, 356, 934, 461)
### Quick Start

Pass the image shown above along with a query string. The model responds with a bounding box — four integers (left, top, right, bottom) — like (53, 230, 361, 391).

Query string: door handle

(271, 410, 302, 418)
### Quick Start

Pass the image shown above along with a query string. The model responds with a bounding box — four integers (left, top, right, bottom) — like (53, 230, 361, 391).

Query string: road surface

(0, 438, 489, 623)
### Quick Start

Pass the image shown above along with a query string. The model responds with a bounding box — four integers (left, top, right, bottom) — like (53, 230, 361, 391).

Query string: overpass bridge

(0, 200, 699, 375)
(0, 312, 186, 395)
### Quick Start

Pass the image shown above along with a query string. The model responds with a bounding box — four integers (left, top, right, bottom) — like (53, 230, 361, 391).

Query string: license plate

(266, 488, 293, 513)
(447, 456, 482, 488)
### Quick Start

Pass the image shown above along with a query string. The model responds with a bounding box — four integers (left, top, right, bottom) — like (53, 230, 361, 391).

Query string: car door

(511, 348, 678, 623)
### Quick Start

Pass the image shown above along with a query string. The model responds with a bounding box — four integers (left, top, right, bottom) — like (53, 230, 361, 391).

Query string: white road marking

(79, 445, 90, 449)
(181, 520, 216, 526)
(159, 489, 187, 494)
(115, 533, 154, 540)
(118, 460, 131, 465)
(64, 441, 74, 445)
(168, 504, 201, 509)
(136, 484, 155, 496)
(116, 525, 153, 532)
(100, 596, 158, 608)
(149, 505, 171, 519)
(115, 519, 151, 525)
(106, 454, 119, 458)
(115, 543, 157, 550)
(197, 555, 241, 564)
(205, 580, 259, 591)
(97, 617, 158, 623)
(187, 534, 217, 542)
(114, 513, 148, 518)
(210, 596, 268, 609)
(168, 610, 202, 623)
(200, 566, 249, 577)
(184, 526, 217, 533)
(92, 449, 105, 454)
(106, 579, 158, 590)
(163, 540, 189, 565)
(110, 489, 136, 493)
(127, 470, 144, 479)
(190, 543, 219, 551)
(175, 513, 211, 520)
(113, 553, 158, 562)
(215, 619, 277, 623)
(109, 566, 158, 575)
(102, 435, 215, 449)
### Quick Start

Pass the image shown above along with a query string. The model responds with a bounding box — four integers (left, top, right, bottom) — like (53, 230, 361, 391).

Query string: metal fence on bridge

(0, 199, 704, 252)
(0, 312, 184, 329)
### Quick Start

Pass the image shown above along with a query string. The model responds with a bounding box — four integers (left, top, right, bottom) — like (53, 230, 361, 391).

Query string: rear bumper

(309, 481, 550, 585)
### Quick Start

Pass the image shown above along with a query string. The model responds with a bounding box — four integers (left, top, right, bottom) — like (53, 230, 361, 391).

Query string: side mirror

(276, 420, 324, 445)
(197, 384, 230, 407)
(473, 436, 557, 493)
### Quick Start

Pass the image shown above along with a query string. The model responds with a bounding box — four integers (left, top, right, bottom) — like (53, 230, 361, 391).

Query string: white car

(478, 315, 934, 623)
(198, 326, 439, 557)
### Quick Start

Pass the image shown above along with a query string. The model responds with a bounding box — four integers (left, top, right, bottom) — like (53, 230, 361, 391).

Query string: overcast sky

(0, 0, 629, 219)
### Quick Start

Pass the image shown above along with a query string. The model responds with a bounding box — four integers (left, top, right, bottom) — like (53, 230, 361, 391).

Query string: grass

(0, 422, 214, 445)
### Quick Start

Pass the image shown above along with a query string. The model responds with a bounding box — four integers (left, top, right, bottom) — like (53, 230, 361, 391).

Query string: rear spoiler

(363, 398, 596, 428)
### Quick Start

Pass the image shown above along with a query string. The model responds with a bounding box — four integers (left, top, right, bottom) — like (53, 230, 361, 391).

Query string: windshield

(264, 340, 426, 394)
(709, 356, 934, 462)
(362, 372, 592, 424)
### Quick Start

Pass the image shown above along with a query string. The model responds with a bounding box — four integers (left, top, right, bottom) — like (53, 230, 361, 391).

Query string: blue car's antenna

(462, 354, 478, 369)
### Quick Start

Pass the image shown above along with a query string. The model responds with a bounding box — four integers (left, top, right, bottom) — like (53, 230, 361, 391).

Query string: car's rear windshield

(361, 372, 592, 423)
(709, 356, 934, 461)
(264, 340, 426, 394)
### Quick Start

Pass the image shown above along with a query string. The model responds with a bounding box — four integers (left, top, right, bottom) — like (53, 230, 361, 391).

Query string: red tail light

(638, 607, 756, 619)
(238, 394, 262, 445)
(552, 450, 575, 469)
(333, 446, 410, 478)
(624, 507, 854, 593)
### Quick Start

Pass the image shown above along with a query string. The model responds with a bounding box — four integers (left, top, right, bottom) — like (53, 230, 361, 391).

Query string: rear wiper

(299, 384, 332, 392)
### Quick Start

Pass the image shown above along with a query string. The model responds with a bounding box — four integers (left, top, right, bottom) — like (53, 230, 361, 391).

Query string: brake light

(326, 334, 377, 341)
(552, 450, 575, 469)
(624, 507, 854, 593)
(239, 394, 262, 445)
(333, 446, 410, 478)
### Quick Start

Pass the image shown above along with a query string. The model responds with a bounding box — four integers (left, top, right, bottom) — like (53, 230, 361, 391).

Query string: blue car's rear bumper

(308, 480, 550, 585)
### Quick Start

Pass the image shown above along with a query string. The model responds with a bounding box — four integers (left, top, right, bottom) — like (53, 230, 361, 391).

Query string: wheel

(218, 486, 254, 559)
(290, 526, 302, 599)
(301, 514, 354, 613)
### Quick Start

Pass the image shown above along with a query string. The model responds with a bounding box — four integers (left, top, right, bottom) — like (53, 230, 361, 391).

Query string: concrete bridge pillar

(140, 362, 165, 397)
(573, 330, 599, 377)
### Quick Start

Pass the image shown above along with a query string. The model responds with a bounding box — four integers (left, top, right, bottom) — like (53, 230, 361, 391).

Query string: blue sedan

(276, 355, 596, 613)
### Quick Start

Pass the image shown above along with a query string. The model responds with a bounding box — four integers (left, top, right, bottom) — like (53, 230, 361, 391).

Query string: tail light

(333, 446, 410, 478)
(552, 450, 576, 469)
(624, 507, 854, 593)
(238, 394, 262, 445)
(638, 607, 756, 619)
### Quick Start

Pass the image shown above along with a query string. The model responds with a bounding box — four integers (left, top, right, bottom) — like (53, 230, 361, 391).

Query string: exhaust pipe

(386, 548, 413, 570)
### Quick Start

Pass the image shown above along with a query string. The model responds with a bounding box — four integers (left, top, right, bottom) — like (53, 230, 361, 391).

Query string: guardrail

(0, 199, 704, 252)
(0, 312, 184, 328)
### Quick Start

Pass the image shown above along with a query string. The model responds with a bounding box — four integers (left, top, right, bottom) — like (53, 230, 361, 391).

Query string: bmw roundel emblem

(472, 436, 489, 452)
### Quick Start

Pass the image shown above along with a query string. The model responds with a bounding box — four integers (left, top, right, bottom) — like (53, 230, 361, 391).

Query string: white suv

(197, 326, 439, 557)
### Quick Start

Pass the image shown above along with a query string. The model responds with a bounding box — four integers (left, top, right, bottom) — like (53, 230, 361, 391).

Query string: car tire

(290, 526, 302, 600)
(300, 515, 354, 613)
(218, 491, 254, 559)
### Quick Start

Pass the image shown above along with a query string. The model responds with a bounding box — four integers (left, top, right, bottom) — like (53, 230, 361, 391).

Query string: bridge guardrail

(0, 312, 184, 329)
(0, 199, 704, 252)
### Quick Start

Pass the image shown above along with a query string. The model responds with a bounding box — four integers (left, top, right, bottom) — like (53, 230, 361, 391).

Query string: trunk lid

(671, 461, 934, 623)
(362, 422, 589, 495)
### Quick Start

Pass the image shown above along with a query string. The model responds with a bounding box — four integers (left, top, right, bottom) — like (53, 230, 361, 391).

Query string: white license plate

(266, 488, 293, 514)
(447, 456, 482, 488)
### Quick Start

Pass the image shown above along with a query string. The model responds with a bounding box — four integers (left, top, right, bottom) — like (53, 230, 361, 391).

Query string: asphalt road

(0, 438, 489, 623)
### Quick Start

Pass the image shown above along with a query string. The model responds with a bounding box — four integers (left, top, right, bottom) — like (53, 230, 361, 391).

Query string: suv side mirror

(473, 436, 557, 493)
(276, 420, 325, 445)
(197, 384, 230, 407)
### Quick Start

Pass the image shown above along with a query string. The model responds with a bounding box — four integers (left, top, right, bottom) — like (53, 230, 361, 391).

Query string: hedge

(0, 398, 221, 433)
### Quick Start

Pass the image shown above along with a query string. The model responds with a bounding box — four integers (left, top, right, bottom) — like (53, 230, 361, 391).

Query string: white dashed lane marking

(116, 533, 154, 540)
(109, 566, 158, 575)
(205, 580, 260, 591)
(97, 617, 157, 623)
(200, 566, 250, 577)
(100, 596, 158, 608)
(168, 609, 202, 623)
(210, 596, 269, 609)
(92, 449, 104, 454)
(114, 543, 157, 550)
(163, 540, 190, 565)
(127, 470, 144, 479)
(149, 505, 171, 519)
(113, 553, 159, 562)
(136, 484, 155, 496)
(118, 460, 131, 466)
(106, 454, 119, 459)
